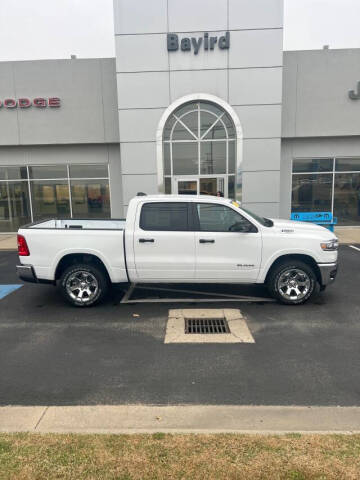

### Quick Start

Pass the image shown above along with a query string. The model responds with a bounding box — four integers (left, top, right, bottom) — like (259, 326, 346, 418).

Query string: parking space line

(120, 283, 275, 304)
(120, 283, 136, 303)
(137, 285, 266, 300)
(0, 285, 22, 300)
(349, 245, 360, 252)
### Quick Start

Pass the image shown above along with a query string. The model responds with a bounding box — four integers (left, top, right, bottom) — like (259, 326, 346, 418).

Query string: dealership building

(1, 0, 360, 232)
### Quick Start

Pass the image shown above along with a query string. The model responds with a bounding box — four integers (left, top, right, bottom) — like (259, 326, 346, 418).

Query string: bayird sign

(167, 32, 230, 55)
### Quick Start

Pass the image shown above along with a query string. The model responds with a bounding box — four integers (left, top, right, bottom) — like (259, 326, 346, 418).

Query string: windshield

(230, 201, 274, 228)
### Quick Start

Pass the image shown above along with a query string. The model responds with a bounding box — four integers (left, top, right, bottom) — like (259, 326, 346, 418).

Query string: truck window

(195, 203, 255, 232)
(140, 202, 189, 231)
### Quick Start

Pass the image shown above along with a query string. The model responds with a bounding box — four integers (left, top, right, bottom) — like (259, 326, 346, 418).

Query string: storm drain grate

(185, 318, 230, 334)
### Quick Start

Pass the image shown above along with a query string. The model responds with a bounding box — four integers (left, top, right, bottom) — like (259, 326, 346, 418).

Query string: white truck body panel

(17, 195, 338, 287)
(19, 227, 128, 283)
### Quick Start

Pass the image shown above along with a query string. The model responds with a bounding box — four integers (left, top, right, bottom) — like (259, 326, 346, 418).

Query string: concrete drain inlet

(185, 317, 230, 334)
(164, 309, 255, 344)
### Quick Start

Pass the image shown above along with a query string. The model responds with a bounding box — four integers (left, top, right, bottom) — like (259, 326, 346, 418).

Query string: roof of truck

(132, 194, 235, 204)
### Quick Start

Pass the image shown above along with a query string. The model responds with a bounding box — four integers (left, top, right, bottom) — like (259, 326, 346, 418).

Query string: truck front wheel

(267, 260, 318, 305)
(59, 263, 109, 307)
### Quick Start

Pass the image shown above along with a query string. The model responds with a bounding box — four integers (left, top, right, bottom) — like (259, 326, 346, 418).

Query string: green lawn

(0, 433, 360, 479)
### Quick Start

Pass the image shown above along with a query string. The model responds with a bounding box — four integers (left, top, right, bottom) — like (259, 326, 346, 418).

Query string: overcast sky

(0, 0, 359, 61)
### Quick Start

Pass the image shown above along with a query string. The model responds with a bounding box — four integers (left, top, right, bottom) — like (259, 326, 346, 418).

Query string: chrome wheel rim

(277, 268, 311, 302)
(66, 270, 99, 304)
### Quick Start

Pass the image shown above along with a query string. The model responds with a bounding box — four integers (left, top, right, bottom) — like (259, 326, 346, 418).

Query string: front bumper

(317, 262, 338, 286)
(16, 265, 38, 283)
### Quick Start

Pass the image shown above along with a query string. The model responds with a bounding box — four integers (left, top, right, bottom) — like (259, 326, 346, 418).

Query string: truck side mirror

(230, 222, 257, 233)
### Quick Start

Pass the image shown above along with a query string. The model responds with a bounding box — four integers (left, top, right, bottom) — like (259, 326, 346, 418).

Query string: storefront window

(292, 158, 360, 226)
(71, 180, 110, 218)
(29, 165, 67, 179)
(334, 173, 360, 226)
(69, 164, 109, 178)
(31, 180, 71, 221)
(335, 158, 360, 172)
(293, 158, 333, 173)
(292, 174, 333, 212)
(0, 164, 111, 231)
(0, 167, 28, 180)
(0, 182, 31, 232)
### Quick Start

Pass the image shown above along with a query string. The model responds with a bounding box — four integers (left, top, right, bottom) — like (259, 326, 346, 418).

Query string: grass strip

(0, 433, 360, 479)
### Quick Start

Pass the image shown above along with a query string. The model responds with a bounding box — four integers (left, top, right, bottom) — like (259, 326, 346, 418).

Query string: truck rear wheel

(59, 263, 109, 307)
(267, 260, 318, 305)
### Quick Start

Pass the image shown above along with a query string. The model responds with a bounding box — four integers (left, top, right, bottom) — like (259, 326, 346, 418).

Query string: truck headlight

(320, 239, 339, 251)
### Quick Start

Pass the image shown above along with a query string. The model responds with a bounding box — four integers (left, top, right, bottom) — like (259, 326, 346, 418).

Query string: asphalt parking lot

(0, 246, 359, 407)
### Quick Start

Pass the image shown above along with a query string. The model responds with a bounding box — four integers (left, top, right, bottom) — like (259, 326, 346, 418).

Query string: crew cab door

(193, 202, 262, 282)
(133, 201, 195, 280)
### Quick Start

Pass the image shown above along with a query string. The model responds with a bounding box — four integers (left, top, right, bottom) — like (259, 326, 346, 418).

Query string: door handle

(199, 239, 215, 244)
(139, 238, 155, 243)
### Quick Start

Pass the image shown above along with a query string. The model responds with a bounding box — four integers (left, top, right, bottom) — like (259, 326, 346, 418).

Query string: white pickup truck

(16, 194, 339, 307)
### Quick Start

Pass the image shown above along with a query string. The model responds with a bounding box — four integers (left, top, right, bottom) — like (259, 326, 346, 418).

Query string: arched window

(162, 101, 237, 198)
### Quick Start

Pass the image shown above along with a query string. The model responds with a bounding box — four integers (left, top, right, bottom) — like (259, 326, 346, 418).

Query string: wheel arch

(264, 254, 321, 285)
(55, 253, 111, 282)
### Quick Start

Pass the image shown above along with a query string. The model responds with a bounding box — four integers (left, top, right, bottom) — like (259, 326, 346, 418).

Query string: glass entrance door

(174, 178, 199, 195)
(174, 177, 227, 196)
(200, 178, 226, 196)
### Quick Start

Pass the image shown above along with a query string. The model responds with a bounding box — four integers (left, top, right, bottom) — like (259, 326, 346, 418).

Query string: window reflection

(0, 164, 111, 230)
(293, 158, 333, 173)
(71, 180, 110, 218)
(31, 181, 70, 221)
(292, 157, 360, 226)
(200, 142, 227, 174)
(292, 174, 333, 212)
(69, 164, 108, 178)
(0, 182, 31, 231)
(172, 143, 198, 175)
(196, 203, 252, 232)
(334, 173, 360, 226)
(29, 166, 67, 179)
(163, 101, 237, 197)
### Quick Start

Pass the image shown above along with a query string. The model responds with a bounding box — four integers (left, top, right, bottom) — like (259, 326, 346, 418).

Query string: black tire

(59, 263, 109, 307)
(267, 260, 318, 305)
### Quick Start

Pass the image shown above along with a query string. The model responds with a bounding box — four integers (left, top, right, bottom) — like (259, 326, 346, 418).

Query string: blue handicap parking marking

(0, 285, 23, 300)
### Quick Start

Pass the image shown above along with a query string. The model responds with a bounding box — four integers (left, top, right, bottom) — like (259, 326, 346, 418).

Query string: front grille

(185, 318, 230, 334)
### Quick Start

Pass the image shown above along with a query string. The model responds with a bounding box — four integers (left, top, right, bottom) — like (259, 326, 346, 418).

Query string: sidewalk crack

(34, 406, 49, 431)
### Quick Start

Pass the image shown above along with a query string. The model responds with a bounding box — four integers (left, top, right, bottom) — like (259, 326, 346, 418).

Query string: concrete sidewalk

(1, 405, 360, 434)
(335, 227, 360, 244)
(0, 234, 17, 250)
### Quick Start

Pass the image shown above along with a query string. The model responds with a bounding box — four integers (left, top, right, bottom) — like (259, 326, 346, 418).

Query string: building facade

(0, 58, 122, 233)
(113, 0, 284, 217)
(0, 0, 359, 232)
(281, 49, 360, 226)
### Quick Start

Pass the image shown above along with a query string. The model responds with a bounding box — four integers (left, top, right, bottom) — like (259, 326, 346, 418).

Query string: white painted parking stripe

(120, 283, 136, 303)
(120, 283, 275, 304)
(349, 245, 360, 252)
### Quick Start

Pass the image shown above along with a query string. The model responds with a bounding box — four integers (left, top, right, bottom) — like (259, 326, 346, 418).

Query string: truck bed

(26, 218, 126, 230)
(18, 218, 128, 283)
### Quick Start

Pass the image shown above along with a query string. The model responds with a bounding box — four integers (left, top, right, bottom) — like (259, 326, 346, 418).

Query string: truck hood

(270, 218, 337, 240)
